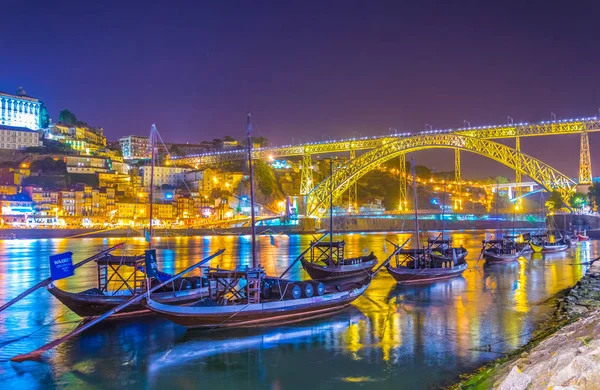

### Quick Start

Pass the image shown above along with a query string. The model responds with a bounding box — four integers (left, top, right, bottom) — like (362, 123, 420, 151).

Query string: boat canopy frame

(96, 255, 146, 296)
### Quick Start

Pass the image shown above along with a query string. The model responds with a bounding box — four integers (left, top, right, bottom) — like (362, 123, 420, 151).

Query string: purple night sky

(1, 1, 599, 179)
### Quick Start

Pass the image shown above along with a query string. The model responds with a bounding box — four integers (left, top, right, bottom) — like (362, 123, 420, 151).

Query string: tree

(415, 165, 431, 179)
(39, 102, 50, 128)
(588, 183, 600, 210)
(58, 109, 77, 124)
(545, 190, 564, 212)
(570, 192, 587, 209)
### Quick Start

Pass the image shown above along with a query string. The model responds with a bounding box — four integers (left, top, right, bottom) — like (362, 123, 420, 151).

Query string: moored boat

(384, 156, 467, 284)
(143, 114, 375, 330)
(300, 240, 378, 282)
(144, 268, 370, 328)
(47, 254, 211, 318)
(482, 239, 523, 264)
(385, 248, 468, 284)
(529, 233, 569, 253)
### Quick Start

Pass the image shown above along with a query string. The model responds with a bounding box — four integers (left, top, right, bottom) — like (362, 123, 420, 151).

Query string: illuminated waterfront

(0, 232, 592, 389)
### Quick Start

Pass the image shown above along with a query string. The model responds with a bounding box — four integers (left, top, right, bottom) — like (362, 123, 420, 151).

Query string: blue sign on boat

(49, 252, 74, 281)
(145, 249, 158, 278)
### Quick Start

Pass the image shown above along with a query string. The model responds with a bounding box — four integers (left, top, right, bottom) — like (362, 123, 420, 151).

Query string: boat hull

(529, 242, 569, 253)
(385, 262, 467, 284)
(300, 257, 377, 282)
(47, 284, 210, 318)
(143, 283, 369, 329)
(483, 251, 520, 264)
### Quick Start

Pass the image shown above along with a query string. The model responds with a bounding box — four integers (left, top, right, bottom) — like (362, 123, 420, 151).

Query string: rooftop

(0, 124, 39, 133)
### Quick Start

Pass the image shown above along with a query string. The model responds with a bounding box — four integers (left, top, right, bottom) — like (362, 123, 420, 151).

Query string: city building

(140, 165, 187, 188)
(119, 135, 150, 160)
(0, 193, 35, 216)
(65, 156, 109, 174)
(0, 88, 42, 130)
(58, 185, 101, 217)
(184, 168, 244, 195)
(0, 125, 42, 150)
(22, 186, 60, 215)
(45, 122, 107, 154)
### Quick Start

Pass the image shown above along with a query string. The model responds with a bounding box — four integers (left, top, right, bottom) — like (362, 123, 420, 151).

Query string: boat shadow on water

(385, 276, 468, 307)
(147, 308, 367, 372)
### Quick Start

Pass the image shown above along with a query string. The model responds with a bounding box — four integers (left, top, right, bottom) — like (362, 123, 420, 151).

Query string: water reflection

(0, 231, 592, 389)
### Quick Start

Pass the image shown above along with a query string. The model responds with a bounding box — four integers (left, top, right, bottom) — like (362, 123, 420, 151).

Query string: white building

(0, 125, 42, 150)
(119, 135, 150, 159)
(0, 89, 42, 130)
(140, 165, 187, 188)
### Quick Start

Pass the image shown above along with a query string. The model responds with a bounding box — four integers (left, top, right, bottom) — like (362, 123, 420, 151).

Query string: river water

(0, 231, 593, 389)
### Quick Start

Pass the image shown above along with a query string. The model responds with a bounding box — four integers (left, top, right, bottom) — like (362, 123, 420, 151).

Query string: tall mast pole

(246, 113, 257, 268)
(148, 124, 156, 249)
(441, 177, 446, 241)
(411, 157, 420, 268)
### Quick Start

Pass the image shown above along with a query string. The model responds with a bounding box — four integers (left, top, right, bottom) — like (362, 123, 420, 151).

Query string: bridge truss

(305, 134, 577, 217)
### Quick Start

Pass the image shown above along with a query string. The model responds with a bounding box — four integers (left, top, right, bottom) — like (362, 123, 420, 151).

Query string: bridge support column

(579, 130, 592, 185)
(300, 153, 314, 195)
(348, 149, 358, 212)
(399, 153, 406, 210)
(454, 148, 462, 210)
(515, 136, 522, 210)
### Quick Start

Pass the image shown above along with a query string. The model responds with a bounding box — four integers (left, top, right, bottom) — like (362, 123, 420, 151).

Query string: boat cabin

(308, 240, 373, 266)
(95, 254, 147, 296)
(205, 267, 266, 305)
(427, 238, 452, 252)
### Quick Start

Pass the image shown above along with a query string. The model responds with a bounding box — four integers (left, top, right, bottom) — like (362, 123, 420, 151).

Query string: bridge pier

(348, 149, 358, 211)
(398, 153, 407, 210)
(300, 153, 314, 194)
(579, 130, 592, 185)
(454, 148, 462, 210)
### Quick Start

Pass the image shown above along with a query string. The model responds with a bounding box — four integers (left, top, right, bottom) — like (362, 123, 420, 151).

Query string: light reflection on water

(0, 231, 592, 389)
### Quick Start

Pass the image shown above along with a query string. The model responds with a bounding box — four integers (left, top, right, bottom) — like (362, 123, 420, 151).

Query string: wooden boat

(386, 248, 468, 284)
(300, 241, 378, 282)
(385, 157, 467, 284)
(482, 239, 522, 264)
(427, 238, 468, 263)
(47, 253, 211, 318)
(144, 268, 370, 329)
(529, 241, 568, 253)
(142, 114, 374, 329)
(529, 233, 568, 253)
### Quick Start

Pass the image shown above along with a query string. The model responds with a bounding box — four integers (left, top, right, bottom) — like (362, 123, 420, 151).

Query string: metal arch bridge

(172, 116, 596, 212)
(304, 134, 577, 217)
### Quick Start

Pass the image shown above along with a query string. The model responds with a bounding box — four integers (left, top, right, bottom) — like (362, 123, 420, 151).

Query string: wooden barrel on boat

(298, 282, 314, 298)
(307, 281, 325, 296)
(270, 281, 302, 299)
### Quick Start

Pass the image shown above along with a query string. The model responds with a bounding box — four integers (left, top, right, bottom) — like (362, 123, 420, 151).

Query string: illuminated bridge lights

(304, 134, 577, 217)
(172, 117, 600, 166)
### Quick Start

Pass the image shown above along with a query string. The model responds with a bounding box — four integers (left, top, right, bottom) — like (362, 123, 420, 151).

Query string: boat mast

(148, 124, 157, 249)
(441, 176, 446, 241)
(329, 158, 333, 258)
(411, 157, 420, 268)
(246, 113, 257, 268)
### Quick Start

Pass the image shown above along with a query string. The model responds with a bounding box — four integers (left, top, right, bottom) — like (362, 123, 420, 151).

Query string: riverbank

(0, 219, 544, 239)
(453, 258, 600, 389)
